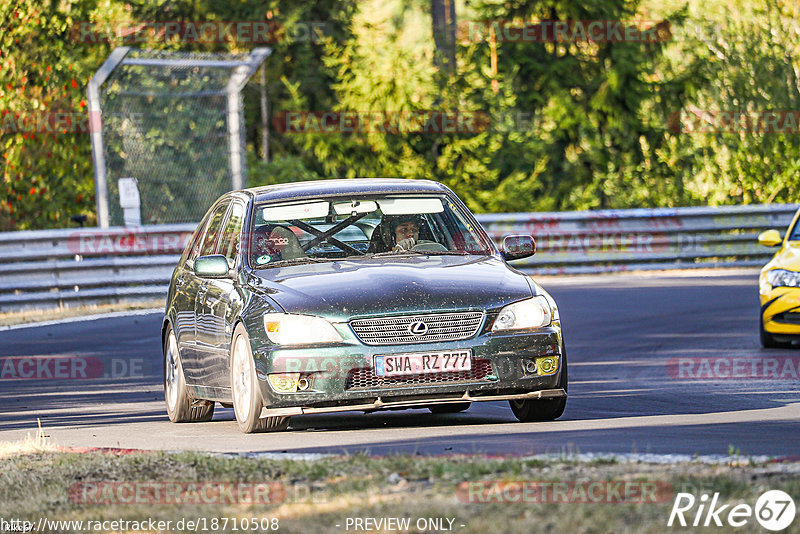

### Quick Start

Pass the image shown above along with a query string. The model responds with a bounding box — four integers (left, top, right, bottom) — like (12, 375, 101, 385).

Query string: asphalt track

(1, 270, 798, 457)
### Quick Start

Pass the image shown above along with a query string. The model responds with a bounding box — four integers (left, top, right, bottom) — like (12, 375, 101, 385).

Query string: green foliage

(0, 0, 107, 229)
(0, 0, 356, 229)
(672, 0, 800, 205)
(247, 154, 322, 187)
(2, 0, 800, 229)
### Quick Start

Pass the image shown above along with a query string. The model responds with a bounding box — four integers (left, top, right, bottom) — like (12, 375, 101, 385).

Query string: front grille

(774, 312, 800, 325)
(345, 359, 493, 390)
(350, 312, 484, 345)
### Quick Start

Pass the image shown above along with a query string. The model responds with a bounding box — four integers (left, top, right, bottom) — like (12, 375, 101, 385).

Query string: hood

(764, 242, 800, 272)
(247, 255, 533, 321)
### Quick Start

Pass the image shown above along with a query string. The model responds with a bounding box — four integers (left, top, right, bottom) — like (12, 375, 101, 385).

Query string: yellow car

(758, 207, 800, 348)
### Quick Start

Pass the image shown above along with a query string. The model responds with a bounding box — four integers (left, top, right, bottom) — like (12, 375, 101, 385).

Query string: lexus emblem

(408, 321, 429, 336)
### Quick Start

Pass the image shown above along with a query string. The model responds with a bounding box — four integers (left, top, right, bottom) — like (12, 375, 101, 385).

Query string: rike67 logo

(668, 490, 796, 531)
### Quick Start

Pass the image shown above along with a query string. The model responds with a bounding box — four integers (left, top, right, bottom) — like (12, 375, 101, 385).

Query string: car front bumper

(760, 284, 800, 336)
(251, 325, 565, 415)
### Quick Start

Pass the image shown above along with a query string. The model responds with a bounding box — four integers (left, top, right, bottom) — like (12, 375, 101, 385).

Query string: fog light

(297, 376, 311, 391)
(524, 360, 538, 374)
(535, 356, 558, 376)
(268, 373, 300, 393)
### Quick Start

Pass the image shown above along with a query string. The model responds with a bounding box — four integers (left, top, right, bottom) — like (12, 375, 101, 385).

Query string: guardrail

(0, 225, 194, 312)
(1, 204, 797, 312)
(481, 204, 799, 274)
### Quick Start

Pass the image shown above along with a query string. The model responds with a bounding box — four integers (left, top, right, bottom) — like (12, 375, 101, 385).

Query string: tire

(164, 325, 214, 423)
(510, 346, 568, 423)
(428, 403, 471, 414)
(760, 316, 793, 349)
(231, 324, 290, 433)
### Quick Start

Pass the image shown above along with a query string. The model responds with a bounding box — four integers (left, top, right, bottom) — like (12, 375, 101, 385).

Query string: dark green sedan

(163, 179, 567, 433)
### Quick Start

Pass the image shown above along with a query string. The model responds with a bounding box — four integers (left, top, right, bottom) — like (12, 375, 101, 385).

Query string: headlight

(536, 286, 560, 322)
(766, 269, 800, 288)
(492, 296, 552, 332)
(263, 314, 343, 345)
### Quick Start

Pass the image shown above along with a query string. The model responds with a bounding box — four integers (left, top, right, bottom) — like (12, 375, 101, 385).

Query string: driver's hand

(393, 237, 416, 251)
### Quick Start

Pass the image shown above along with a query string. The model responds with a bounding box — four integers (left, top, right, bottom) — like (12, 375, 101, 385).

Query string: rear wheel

(760, 316, 793, 348)
(428, 403, 471, 414)
(231, 324, 290, 433)
(510, 347, 568, 422)
(164, 325, 214, 423)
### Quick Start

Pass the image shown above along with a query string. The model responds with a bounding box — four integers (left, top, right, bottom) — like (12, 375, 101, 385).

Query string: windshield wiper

(408, 250, 471, 255)
(256, 257, 330, 268)
(361, 250, 475, 258)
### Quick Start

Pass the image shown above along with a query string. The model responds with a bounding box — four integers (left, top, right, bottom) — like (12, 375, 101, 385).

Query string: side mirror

(501, 235, 536, 261)
(758, 229, 783, 247)
(194, 255, 231, 278)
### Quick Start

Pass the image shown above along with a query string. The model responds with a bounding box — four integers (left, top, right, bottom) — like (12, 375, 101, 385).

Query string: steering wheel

(411, 241, 448, 252)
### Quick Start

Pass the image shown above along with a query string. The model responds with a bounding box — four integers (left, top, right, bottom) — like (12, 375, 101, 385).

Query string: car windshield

(791, 218, 800, 241)
(248, 194, 494, 268)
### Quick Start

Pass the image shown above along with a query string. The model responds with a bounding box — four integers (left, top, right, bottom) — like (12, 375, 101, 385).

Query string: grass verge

(0, 446, 797, 533)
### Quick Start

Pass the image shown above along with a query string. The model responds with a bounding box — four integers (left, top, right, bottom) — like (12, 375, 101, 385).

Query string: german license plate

(374, 350, 472, 377)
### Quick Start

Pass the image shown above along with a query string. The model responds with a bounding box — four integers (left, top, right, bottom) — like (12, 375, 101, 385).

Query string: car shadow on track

(264, 418, 800, 458)
(0, 377, 165, 431)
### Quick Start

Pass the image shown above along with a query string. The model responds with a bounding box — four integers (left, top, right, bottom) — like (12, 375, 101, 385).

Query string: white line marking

(0, 308, 163, 331)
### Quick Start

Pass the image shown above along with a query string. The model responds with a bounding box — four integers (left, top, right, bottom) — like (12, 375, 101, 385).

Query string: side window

(184, 215, 210, 262)
(199, 200, 231, 257)
(219, 201, 246, 266)
(441, 200, 487, 253)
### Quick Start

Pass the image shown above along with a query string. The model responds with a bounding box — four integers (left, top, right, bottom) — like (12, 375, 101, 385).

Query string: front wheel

(231, 324, 290, 433)
(164, 325, 214, 423)
(510, 347, 568, 422)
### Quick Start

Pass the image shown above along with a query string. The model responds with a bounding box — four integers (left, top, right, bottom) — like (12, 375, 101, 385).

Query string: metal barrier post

(87, 47, 130, 229)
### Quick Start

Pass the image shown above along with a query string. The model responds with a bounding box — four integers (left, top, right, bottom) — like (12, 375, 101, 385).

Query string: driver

(390, 214, 446, 252)
(393, 216, 421, 251)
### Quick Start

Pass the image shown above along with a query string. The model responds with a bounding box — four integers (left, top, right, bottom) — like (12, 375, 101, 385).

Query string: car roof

(244, 178, 450, 203)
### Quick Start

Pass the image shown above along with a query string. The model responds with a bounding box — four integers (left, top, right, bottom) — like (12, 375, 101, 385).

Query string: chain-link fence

(89, 47, 269, 227)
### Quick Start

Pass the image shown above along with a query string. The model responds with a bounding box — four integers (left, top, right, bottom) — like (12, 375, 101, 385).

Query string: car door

(195, 200, 246, 389)
(182, 199, 230, 384)
(172, 220, 208, 354)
